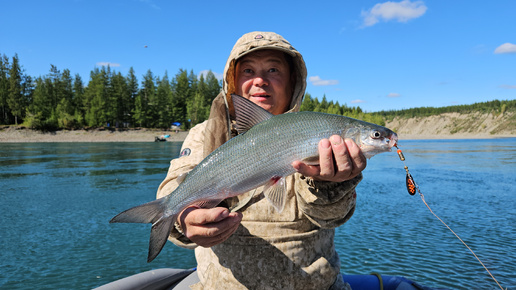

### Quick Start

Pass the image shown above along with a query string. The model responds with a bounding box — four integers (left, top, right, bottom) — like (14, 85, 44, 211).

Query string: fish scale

(110, 95, 398, 262)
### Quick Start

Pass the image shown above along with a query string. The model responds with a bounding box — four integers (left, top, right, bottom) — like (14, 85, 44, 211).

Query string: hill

(375, 99, 516, 139)
(385, 111, 516, 139)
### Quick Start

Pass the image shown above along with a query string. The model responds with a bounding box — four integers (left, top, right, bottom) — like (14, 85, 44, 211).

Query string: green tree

(139, 69, 157, 127)
(300, 93, 315, 112)
(111, 71, 130, 127)
(133, 94, 144, 127)
(187, 90, 207, 127)
(103, 66, 117, 127)
(171, 69, 190, 128)
(126, 67, 139, 127)
(0, 54, 11, 124)
(54, 68, 76, 128)
(205, 70, 221, 106)
(84, 67, 108, 127)
(72, 74, 85, 126)
(156, 72, 172, 128)
(26, 77, 56, 130)
(7, 54, 25, 125)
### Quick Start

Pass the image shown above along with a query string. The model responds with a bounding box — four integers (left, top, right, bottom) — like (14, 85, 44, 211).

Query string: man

(157, 31, 366, 289)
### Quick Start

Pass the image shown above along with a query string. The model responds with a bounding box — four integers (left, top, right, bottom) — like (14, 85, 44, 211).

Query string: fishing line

(394, 145, 505, 290)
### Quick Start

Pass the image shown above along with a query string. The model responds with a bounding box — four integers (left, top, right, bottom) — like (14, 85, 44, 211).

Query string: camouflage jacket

(156, 31, 360, 290)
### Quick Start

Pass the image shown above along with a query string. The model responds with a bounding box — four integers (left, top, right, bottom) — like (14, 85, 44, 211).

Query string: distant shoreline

(0, 127, 189, 143)
(1, 126, 514, 143)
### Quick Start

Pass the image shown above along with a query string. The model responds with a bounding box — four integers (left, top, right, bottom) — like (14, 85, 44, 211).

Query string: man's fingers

(189, 212, 242, 247)
(190, 207, 229, 225)
(292, 136, 367, 182)
(343, 138, 367, 178)
(330, 135, 352, 176)
(317, 138, 334, 178)
(292, 160, 320, 177)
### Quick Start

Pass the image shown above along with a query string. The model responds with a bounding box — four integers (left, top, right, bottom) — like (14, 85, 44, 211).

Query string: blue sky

(1, 0, 515, 112)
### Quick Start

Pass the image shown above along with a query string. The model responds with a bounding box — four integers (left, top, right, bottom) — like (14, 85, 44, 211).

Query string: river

(0, 139, 515, 289)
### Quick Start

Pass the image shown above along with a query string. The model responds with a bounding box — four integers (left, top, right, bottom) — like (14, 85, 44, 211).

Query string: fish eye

(371, 130, 382, 139)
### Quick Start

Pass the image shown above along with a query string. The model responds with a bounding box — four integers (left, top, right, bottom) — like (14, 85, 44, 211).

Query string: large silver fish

(110, 94, 398, 262)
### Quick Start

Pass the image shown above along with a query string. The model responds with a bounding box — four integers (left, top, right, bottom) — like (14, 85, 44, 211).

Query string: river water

(0, 139, 515, 289)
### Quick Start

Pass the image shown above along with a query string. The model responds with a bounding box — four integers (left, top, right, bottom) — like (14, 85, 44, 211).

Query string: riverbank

(0, 125, 514, 142)
(0, 127, 189, 143)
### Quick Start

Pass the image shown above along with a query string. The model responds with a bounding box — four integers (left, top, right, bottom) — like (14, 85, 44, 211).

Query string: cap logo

(254, 34, 264, 39)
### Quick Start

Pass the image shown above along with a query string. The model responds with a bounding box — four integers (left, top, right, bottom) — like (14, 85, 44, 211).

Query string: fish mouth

(388, 132, 398, 148)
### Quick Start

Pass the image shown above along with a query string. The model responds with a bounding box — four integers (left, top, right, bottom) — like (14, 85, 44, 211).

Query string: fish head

(351, 126, 398, 159)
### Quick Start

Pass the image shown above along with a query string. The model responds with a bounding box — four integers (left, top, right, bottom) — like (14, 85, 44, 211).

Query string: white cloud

(139, 0, 160, 10)
(499, 84, 516, 89)
(361, 0, 427, 27)
(308, 76, 339, 86)
(96, 62, 120, 67)
(199, 70, 223, 81)
(350, 99, 366, 104)
(494, 43, 516, 54)
(387, 92, 401, 98)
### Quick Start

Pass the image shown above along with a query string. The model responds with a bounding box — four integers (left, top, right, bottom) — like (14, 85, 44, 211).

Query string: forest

(0, 53, 221, 131)
(377, 99, 516, 120)
(1, 53, 514, 131)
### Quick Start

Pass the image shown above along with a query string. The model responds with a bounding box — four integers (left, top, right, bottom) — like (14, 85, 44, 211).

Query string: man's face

(235, 50, 293, 115)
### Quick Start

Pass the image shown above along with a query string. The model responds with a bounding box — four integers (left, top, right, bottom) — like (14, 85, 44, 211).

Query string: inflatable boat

(95, 268, 444, 290)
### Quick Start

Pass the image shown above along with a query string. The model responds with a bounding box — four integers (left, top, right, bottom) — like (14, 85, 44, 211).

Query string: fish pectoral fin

(263, 176, 287, 213)
(193, 198, 224, 209)
(176, 172, 189, 184)
(300, 155, 320, 166)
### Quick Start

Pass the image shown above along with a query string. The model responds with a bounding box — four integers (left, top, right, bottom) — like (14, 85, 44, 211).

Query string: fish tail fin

(110, 197, 177, 263)
(148, 214, 176, 262)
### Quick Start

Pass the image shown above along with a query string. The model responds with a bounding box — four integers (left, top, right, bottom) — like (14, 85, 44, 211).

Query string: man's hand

(292, 135, 366, 182)
(178, 206, 242, 247)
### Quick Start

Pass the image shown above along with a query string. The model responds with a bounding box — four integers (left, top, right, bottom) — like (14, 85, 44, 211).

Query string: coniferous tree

(204, 70, 221, 106)
(140, 69, 157, 127)
(0, 54, 10, 124)
(55, 68, 75, 128)
(84, 67, 108, 127)
(172, 69, 190, 128)
(103, 66, 118, 127)
(195, 74, 209, 124)
(72, 74, 85, 127)
(126, 67, 139, 127)
(26, 76, 55, 129)
(7, 54, 24, 125)
(110, 71, 130, 128)
(300, 93, 315, 112)
(156, 72, 172, 128)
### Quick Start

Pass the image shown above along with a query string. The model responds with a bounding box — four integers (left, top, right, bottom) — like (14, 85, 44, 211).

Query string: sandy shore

(1, 126, 514, 143)
(0, 127, 189, 143)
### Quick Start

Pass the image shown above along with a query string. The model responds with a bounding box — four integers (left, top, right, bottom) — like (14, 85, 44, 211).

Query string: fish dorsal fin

(231, 94, 274, 134)
(263, 176, 287, 213)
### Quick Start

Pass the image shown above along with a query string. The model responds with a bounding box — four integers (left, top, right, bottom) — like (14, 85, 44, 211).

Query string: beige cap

(229, 31, 298, 60)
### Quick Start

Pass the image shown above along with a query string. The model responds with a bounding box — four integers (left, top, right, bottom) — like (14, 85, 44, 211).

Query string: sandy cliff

(386, 111, 516, 139)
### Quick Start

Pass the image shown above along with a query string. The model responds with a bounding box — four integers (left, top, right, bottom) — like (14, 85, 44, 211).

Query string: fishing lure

(394, 145, 505, 289)
(397, 148, 417, 195)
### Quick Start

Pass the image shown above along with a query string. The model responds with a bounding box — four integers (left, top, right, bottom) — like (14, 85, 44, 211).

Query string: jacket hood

(202, 32, 307, 157)
(223, 31, 307, 114)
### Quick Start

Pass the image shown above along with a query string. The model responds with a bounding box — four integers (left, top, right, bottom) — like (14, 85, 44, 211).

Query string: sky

(1, 0, 515, 112)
